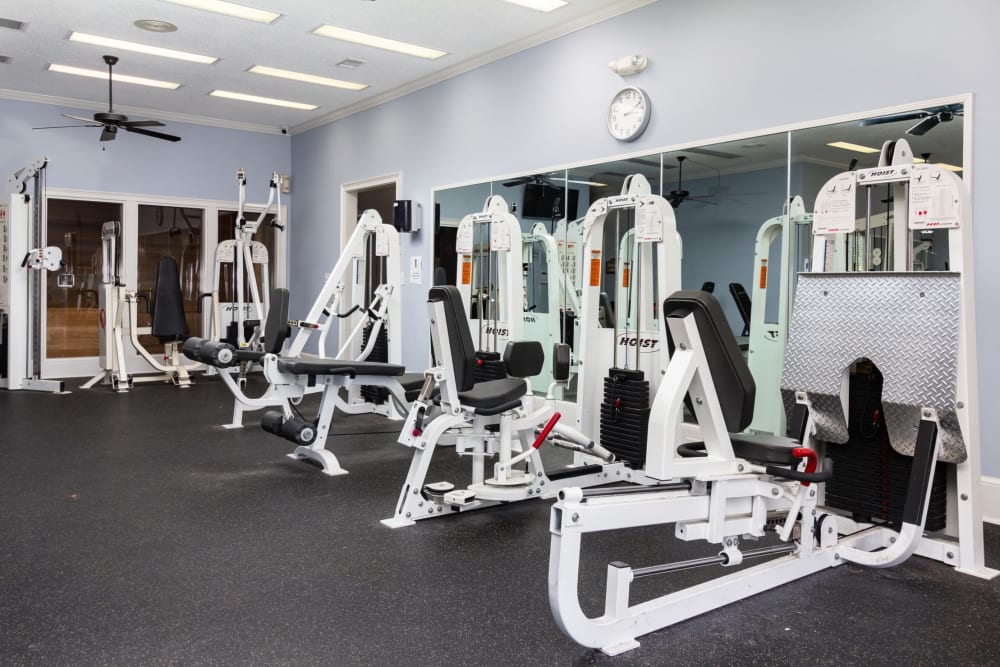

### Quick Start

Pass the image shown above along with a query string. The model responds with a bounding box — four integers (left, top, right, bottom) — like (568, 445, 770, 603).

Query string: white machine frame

(746, 195, 813, 435)
(455, 195, 523, 357)
(574, 174, 682, 447)
(547, 141, 997, 656)
(213, 209, 403, 430)
(83, 220, 202, 391)
(1, 158, 65, 392)
(207, 168, 283, 350)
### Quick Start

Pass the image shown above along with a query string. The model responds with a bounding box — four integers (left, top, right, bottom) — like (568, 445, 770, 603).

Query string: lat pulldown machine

(206, 168, 283, 352)
(547, 139, 997, 656)
(1, 157, 65, 392)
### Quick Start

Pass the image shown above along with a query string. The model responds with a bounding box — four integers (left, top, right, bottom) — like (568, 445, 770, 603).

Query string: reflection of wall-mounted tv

(521, 183, 579, 220)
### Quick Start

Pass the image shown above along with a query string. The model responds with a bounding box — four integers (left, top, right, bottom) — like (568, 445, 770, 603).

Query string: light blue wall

(291, 0, 1000, 475)
(0, 98, 290, 200)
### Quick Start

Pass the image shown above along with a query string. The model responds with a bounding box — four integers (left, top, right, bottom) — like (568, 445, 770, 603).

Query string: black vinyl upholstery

(664, 290, 756, 433)
(503, 341, 543, 379)
(428, 286, 478, 392)
(729, 282, 752, 336)
(275, 358, 405, 377)
(151, 258, 188, 342)
(263, 288, 290, 354)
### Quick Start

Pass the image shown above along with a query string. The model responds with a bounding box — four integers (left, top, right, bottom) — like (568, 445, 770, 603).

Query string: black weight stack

(824, 363, 947, 531)
(359, 322, 391, 404)
(599, 368, 650, 468)
(474, 350, 507, 382)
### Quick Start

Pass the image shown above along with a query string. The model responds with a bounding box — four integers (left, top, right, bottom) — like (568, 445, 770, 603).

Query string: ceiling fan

(858, 103, 963, 136)
(33, 55, 181, 143)
(667, 156, 717, 209)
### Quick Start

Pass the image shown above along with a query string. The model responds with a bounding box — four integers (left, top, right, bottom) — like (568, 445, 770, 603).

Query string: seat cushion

(398, 372, 426, 402)
(276, 358, 405, 377)
(457, 377, 527, 409)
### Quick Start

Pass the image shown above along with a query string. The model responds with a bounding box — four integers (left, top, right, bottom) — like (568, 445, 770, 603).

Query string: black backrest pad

(664, 290, 756, 432)
(729, 282, 752, 327)
(263, 288, 290, 354)
(504, 340, 544, 378)
(428, 286, 477, 392)
(151, 257, 188, 341)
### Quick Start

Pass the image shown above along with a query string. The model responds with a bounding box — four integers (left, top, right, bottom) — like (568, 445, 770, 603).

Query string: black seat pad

(457, 377, 527, 409)
(276, 358, 405, 377)
(398, 372, 425, 402)
(234, 349, 265, 363)
(678, 433, 800, 465)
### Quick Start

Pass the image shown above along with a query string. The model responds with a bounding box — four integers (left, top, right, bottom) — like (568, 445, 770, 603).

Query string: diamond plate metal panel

(781, 273, 965, 463)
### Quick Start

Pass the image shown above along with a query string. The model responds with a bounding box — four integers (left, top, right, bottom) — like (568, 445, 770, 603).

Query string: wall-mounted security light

(609, 54, 648, 76)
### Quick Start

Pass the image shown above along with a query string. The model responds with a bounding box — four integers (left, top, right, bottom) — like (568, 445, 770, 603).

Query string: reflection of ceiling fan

(858, 103, 963, 136)
(33, 55, 181, 143)
(667, 156, 717, 208)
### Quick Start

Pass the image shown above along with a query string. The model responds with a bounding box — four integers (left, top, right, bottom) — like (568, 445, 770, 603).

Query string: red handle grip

(532, 412, 561, 449)
(791, 447, 818, 486)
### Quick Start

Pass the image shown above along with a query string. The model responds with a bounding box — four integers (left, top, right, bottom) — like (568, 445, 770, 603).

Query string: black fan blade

(62, 113, 102, 125)
(907, 115, 941, 136)
(125, 126, 181, 142)
(121, 120, 166, 128)
(101, 125, 117, 142)
(33, 124, 99, 129)
(858, 110, 930, 127)
(502, 176, 533, 187)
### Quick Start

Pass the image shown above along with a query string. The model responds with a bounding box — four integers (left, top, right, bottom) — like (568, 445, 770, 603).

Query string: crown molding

(291, 0, 657, 134)
(0, 88, 284, 135)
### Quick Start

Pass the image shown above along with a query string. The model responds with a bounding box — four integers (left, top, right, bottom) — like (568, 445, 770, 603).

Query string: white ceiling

(0, 0, 653, 135)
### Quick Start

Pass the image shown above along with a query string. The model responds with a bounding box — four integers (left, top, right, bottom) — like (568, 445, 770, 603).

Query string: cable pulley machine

(1, 157, 65, 392)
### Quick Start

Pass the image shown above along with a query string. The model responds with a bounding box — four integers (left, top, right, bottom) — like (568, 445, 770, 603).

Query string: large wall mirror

(430, 99, 966, 412)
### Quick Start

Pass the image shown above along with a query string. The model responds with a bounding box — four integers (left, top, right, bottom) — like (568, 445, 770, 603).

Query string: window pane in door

(46, 199, 122, 358)
(137, 205, 204, 353)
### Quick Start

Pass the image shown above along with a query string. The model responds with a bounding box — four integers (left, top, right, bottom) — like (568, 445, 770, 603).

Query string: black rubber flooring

(2, 377, 999, 666)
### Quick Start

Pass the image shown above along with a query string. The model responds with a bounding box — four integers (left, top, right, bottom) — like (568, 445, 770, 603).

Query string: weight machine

(746, 195, 813, 435)
(522, 222, 580, 393)
(0, 157, 65, 392)
(547, 140, 996, 656)
(455, 195, 523, 380)
(381, 174, 684, 528)
(83, 220, 201, 391)
(206, 169, 283, 351)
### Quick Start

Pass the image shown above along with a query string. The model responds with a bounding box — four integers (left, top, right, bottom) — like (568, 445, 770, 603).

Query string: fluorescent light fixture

(48, 63, 180, 89)
(502, 0, 568, 11)
(249, 65, 366, 91)
(826, 141, 881, 154)
(160, 0, 281, 24)
(210, 89, 317, 110)
(68, 32, 218, 64)
(313, 25, 447, 59)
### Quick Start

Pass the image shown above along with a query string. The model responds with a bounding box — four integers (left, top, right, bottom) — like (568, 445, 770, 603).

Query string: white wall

(291, 0, 1000, 474)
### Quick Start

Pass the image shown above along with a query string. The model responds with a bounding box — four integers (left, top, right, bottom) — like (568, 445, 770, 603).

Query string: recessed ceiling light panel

(826, 141, 881, 154)
(48, 63, 181, 89)
(210, 90, 317, 110)
(249, 65, 366, 91)
(161, 0, 281, 24)
(68, 32, 218, 64)
(313, 24, 447, 59)
(502, 0, 568, 11)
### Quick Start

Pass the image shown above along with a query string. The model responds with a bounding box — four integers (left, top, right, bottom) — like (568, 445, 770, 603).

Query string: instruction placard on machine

(908, 164, 961, 229)
(0, 204, 8, 310)
(813, 173, 857, 234)
(635, 200, 663, 242)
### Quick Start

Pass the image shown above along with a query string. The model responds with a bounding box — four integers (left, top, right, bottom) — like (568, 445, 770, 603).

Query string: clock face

(607, 87, 650, 142)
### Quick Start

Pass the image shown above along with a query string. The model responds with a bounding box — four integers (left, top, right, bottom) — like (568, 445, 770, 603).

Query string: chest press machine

(546, 140, 997, 656)
(380, 174, 684, 528)
(184, 209, 424, 475)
